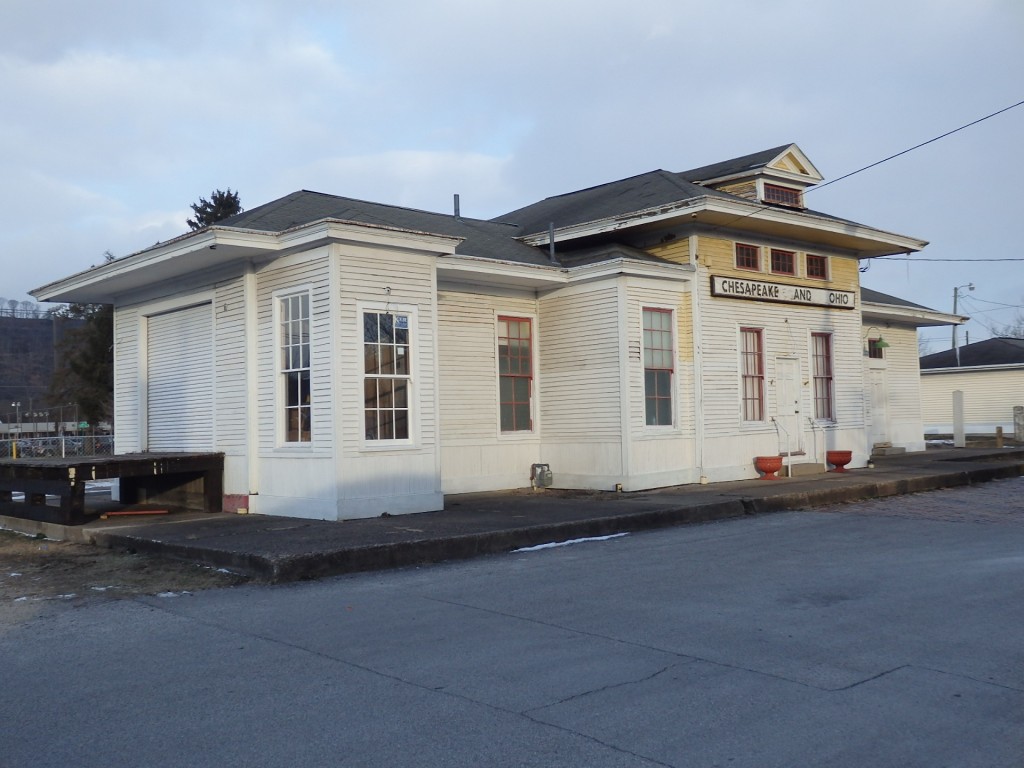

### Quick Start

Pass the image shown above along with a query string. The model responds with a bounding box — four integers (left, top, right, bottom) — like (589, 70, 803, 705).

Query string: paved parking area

(819, 476, 1024, 523)
(3, 479, 1023, 767)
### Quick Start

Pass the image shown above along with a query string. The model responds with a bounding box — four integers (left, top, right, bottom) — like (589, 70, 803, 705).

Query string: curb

(85, 462, 1023, 583)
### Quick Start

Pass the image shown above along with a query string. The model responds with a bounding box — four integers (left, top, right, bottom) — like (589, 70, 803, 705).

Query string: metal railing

(1, 435, 114, 460)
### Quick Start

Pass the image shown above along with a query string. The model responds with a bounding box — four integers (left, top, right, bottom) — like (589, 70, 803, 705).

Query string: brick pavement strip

(818, 476, 1024, 523)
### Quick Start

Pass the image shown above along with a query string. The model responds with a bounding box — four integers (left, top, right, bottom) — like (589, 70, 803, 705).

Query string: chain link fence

(0, 435, 114, 460)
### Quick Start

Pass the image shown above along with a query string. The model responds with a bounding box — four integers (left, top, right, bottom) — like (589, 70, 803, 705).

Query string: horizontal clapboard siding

(438, 290, 536, 441)
(147, 303, 214, 451)
(214, 276, 247, 451)
(697, 278, 863, 437)
(255, 249, 332, 452)
(625, 283, 691, 436)
(337, 247, 436, 457)
(921, 368, 1024, 428)
(876, 325, 922, 425)
(113, 306, 140, 453)
(540, 284, 621, 440)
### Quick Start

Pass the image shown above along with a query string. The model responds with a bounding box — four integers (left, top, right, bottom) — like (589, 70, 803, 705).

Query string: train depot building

(33, 144, 962, 520)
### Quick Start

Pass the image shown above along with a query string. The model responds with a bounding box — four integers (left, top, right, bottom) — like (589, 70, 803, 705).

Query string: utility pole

(952, 283, 974, 366)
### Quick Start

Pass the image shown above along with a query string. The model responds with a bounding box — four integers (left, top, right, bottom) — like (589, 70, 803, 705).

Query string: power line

(810, 98, 1024, 193)
(874, 256, 1024, 262)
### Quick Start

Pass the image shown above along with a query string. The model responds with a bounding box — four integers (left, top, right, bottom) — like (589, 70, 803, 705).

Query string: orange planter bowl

(754, 455, 783, 480)
(826, 450, 853, 472)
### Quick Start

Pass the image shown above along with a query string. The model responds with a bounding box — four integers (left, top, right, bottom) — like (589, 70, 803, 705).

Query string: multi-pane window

(281, 292, 311, 443)
(735, 243, 760, 271)
(364, 311, 411, 440)
(764, 183, 802, 208)
(643, 308, 674, 426)
(497, 317, 533, 432)
(812, 332, 835, 420)
(740, 328, 765, 421)
(770, 249, 795, 275)
(867, 338, 885, 359)
(806, 254, 828, 279)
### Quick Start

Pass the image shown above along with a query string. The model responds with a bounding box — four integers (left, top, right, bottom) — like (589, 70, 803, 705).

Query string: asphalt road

(2, 478, 1023, 767)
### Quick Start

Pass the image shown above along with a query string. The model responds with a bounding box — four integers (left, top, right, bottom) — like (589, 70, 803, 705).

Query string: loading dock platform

(0, 453, 224, 525)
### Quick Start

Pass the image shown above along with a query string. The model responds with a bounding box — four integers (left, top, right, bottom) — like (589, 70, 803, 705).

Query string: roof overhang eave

(521, 196, 928, 258)
(32, 219, 462, 304)
(862, 304, 967, 328)
(922, 363, 1024, 374)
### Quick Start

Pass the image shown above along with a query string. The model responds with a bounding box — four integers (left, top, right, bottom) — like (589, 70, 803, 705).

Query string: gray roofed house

(920, 337, 1024, 369)
(919, 338, 1024, 436)
(30, 142, 963, 521)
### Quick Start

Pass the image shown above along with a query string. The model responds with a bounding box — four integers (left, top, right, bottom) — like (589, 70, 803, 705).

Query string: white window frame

(641, 304, 677, 430)
(274, 287, 313, 448)
(358, 302, 418, 450)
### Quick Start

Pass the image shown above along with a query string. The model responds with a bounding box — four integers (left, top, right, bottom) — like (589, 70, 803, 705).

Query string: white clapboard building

(33, 144, 962, 519)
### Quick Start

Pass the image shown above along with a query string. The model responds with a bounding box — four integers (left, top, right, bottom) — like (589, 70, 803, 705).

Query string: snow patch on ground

(514, 533, 629, 553)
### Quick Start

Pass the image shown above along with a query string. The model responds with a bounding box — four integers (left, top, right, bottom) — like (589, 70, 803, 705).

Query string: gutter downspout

(689, 235, 706, 482)
(244, 261, 260, 506)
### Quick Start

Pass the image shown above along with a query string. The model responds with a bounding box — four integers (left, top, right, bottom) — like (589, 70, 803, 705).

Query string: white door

(867, 369, 890, 447)
(147, 303, 214, 451)
(774, 357, 804, 455)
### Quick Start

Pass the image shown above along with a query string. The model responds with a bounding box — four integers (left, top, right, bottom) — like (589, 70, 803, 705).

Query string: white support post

(952, 390, 965, 448)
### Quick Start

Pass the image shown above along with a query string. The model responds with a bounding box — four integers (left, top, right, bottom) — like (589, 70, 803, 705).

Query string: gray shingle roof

(861, 287, 934, 311)
(219, 190, 552, 266)
(920, 337, 1024, 368)
(491, 170, 736, 237)
(677, 144, 793, 182)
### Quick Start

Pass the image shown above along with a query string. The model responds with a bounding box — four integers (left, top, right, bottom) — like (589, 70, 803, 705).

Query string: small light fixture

(863, 326, 890, 356)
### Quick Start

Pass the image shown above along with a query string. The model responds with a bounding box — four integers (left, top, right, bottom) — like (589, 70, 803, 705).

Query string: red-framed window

(764, 183, 802, 208)
(364, 311, 411, 440)
(770, 249, 795, 275)
(806, 254, 828, 279)
(735, 243, 760, 271)
(498, 316, 533, 432)
(867, 339, 885, 359)
(740, 328, 765, 421)
(812, 332, 834, 420)
(643, 308, 674, 426)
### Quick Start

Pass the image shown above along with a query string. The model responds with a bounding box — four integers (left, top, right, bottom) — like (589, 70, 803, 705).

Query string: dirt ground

(0, 528, 248, 617)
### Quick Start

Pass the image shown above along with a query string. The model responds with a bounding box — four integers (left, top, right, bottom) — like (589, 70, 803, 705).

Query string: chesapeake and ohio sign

(710, 276, 856, 309)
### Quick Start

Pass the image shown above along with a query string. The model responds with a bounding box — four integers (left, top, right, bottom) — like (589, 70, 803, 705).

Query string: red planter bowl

(826, 450, 853, 472)
(754, 455, 783, 480)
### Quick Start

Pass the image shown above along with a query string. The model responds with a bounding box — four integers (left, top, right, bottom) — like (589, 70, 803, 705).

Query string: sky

(2, 0, 1022, 352)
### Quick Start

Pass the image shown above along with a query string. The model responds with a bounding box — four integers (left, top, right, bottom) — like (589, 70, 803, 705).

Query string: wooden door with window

(774, 357, 804, 455)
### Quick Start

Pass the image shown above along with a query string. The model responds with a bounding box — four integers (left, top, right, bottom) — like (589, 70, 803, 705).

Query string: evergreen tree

(187, 188, 242, 230)
(49, 303, 114, 428)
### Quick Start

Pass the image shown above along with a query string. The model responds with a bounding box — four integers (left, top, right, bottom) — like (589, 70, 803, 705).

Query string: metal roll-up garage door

(147, 303, 214, 451)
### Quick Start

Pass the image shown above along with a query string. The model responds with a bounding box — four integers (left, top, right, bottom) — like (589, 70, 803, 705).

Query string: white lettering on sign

(711, 276, 856, 309)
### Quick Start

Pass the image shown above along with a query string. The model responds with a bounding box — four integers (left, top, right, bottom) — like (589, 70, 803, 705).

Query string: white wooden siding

(254, 248, 333, 453)
(621, 280, 697, 484)
(438, 290, 535, 441)
(113, 306, 140, 453)
(337, 247, 437, 457)
(437, 288, 538, 492)
(865, 324, 925, 451)
(921, 367, 1024, 432)
(539, 284, 622, 440)
(213, 275, 248, 451)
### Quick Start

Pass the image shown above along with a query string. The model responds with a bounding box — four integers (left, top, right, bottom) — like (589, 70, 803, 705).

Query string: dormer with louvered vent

(679, 143, 823, 210)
